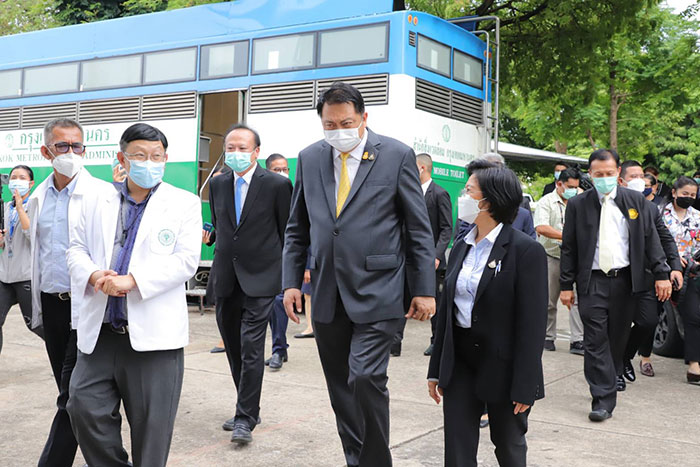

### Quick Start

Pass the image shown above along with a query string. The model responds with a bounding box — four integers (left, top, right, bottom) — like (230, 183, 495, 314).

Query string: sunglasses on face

(50, 142, 86, 154)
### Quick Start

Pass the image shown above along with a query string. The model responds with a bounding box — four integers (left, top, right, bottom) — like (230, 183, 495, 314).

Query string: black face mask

(676, 196, 695, 209)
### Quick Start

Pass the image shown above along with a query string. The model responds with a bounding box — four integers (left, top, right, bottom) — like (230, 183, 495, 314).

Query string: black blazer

(424, 181, 453, 271)
(209, 164, 292, 298)
(560, 187, 670, 295)
(427, 224, 548, 406)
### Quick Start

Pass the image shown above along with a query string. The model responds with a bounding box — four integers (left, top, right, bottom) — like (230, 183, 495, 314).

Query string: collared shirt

(533, 190, 567, 259)
(37, 172, 79, 293)
(421, 178, 432, 196)
(454, 223, 504, 328)
(592, 186, 630, 271)
(333, 129, 368, 201)
(662, 203, 700, 259)
(233, 165, 255, 208)
(0, 199, 33, 283)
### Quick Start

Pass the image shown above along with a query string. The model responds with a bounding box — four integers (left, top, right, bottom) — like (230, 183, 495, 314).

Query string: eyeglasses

(50, 142, 86, 154)
(271, 167, 289, 174)
(123, 151, 166, 163)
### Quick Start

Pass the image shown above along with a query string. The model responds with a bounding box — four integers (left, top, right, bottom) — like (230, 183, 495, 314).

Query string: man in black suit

(209, 124, 292, 444)
(542, 161, 569, 197)
(560, 149, 672, 422)
(283, 82, 436, 467)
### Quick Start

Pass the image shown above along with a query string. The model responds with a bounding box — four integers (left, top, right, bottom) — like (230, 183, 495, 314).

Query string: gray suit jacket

(282, 129, 435, 324)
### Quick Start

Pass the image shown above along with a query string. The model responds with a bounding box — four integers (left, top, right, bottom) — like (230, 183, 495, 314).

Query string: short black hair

(644, 165, 659, 176)
(557, 167, 580, 184)
(119, 123, 168, 152)
(266, 153, 286, 167)
(693, 170, 700, 178)
(224, 123, 261, 148)
(644, 173, 657, 186)
(466, 159, 500, 174)
(673, 175, 698, 191)
(471, 167, 522, 224)
(620, 160, 643, 179)
(554, 161, 569, 169)
(589, 148, 619, 167)
(316, 82, 365, 116)
(10, 164, 34, 181)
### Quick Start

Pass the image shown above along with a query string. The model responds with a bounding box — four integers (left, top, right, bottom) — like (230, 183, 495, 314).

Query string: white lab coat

(29, 169, 115, 330)
(66, 181, 202, 354)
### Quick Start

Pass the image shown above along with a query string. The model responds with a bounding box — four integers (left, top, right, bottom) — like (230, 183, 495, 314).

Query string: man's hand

(202, 229, 212, 244)
(90, 270, 117, 289)
(428, 380, 443, 404)
(96, 274, 136, 297)
(560, 291, 575, 310)
(513, 401, 531, 415)
(681, 257, 688, 269)
(655, 279, 672, 302)
(283, 288, 302, 324)
(671, 270, 684, 291)
(406, 296, 435, 321)
(303, 270, 311, 284)
(112, 164, 126, 183)
(434, 258, 440, 270)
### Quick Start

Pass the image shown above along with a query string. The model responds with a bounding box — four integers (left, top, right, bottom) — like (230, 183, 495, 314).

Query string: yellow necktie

(598, 194, 614, 273)
(336, 153, 351, 218)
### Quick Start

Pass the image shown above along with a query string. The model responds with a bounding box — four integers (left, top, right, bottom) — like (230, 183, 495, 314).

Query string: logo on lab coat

(158, 228, 175, 246)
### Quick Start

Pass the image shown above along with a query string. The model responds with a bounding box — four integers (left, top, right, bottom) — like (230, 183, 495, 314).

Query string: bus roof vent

(451, 90, 483, 126)
(249, 81, 315, 114)
(317, 74, 389, 106)
(21, 102, 78, 129)
(0, 107, 20, 130)
(408, 31, 416, 47)
(141, 92, 197, 120)
(78, 97, 140, 125)
(415, 79, 450, 118)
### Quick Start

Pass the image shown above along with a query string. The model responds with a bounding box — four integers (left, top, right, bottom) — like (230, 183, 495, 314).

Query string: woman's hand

(202, 229, 212, 244)
(12, 189, 23, 207)
(513, 401, 530, 414)
(303, 269, 311, 284)
(428, 380, 443, 404)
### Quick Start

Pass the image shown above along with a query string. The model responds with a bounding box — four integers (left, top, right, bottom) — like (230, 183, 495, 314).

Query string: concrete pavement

(1, 304, 698, 466)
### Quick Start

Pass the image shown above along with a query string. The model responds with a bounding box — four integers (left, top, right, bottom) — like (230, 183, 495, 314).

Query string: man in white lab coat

(66, 123, 202, 467)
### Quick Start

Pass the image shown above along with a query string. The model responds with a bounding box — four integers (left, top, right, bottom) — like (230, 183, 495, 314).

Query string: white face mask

(324, 121, 363, 153)
(277, 171, 289, 179)
(627, 178, 646, 193)
(458, 192, 486, 224)
(50, 150, 83, 178)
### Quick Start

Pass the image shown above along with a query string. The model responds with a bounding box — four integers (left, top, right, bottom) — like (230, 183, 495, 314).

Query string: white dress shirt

(233, 165, 256, 207)
(333, 129, 368, 201)
(592, 186, 630, 270)
(421, 179, 432, 195)
(454, 223, 504, 328)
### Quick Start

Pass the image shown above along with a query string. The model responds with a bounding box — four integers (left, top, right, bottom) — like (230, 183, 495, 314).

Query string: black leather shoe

(588, 409, 612, 422)
(616, 375, 626, 391)
(390, 343, 401, 357)
(223, 416, 261, 431)
(210, 346, 225, 354)
(231, 423, 253, 444)
(569, 341, 584, 356)
(479, 417, 489, 428)
(424, 344, 433, 356)
(687, 371, 700, 385)
(544, 340, 556, 351)
(265, 354, 288, 366)
(268, 353, 284, 371)
(623, 359, 636, 382)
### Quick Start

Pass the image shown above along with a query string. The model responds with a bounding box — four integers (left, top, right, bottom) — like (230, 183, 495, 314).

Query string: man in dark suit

(209, 124, 292, 444)
(560, 149, 672, 422)
(542, 161, 569, 197)
(283, 82, 436, 467)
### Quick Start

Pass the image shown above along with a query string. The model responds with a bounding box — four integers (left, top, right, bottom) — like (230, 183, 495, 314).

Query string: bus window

(81, 55, 143, 91)
(24, 62, 79, 96)
(453, 49, 482, 89)
(200, 41, 249, 80)
(319, 23, 389, 67)
(252, 33, 315, 74)
(144, 47, 197, 85)
(416, 35, 450, 78)
(0, 69, 22, 98)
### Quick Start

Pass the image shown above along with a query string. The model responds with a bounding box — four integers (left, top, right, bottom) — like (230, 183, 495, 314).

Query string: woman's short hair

(471, 166, 523, 224)
(10, 164, 34, 180)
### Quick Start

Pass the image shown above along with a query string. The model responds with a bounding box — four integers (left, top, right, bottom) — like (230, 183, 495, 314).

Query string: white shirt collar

(596, 185, 618, 203)
(421, 178, 432, 195)
(332, 128, 369, 161)
(464, 222, 504, 247)
(233, 164, 256, 185)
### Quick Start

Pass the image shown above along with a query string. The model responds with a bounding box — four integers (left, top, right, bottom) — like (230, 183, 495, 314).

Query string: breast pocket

(149, 225, 178, 255)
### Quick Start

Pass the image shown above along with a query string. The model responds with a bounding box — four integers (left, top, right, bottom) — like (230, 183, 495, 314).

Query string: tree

(53, 0, 224, 24)
(0, 0, 57, 36)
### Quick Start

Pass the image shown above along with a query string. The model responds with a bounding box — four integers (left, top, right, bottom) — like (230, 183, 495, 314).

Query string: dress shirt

(533, 190, 567, 259)
(662, 203, 700, 258)
(592, 186, 630, 271)
(0, 199, 32, 283)
(421, 178, 432, 195)
(454, 223, 504, 328)
(37, 172, 79, 293)
(233, 165, 256, 208)
(333, 129, 368, 201)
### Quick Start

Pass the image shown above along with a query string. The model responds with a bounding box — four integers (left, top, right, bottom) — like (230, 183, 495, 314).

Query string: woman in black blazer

(427, 161, 548, 467)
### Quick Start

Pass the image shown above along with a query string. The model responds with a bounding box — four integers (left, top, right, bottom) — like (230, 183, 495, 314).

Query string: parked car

(654, 300, 685, 357)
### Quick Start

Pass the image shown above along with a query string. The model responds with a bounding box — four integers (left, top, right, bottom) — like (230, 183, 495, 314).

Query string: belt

(593, 267, 630, 278)
(102, 322, 129, 335)
(45, 292, 71, 301)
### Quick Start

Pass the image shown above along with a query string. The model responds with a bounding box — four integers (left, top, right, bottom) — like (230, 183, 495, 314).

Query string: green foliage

(0, 0, 57, 36)
(52, 0, 227, 24)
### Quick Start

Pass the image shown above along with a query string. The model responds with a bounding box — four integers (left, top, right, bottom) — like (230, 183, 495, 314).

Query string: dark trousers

(624, 289, 659, 361)
(38, 293, 78, 467)
(67, 326, 184, 467)
(444, 327, 529, 467)
(578, 270, 634, 413)
(0, 280, 43, 354)
(216, 279, 274, 429)
(393, 270, 445, 348)
(679, 281, 700, 363)
(314, 297, 401, 467)
(269, 292, 289, 357)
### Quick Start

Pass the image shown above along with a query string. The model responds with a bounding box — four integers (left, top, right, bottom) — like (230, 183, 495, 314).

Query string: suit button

(472, 316, 478, 323)
(474, 343, 480, 349)
(233, 236, 238, 241)
(233, 256, 238, 261)
(333, 229, 339, 236)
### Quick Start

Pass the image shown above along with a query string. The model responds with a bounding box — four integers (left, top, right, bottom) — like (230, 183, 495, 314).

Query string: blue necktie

(235, 177, 245, 224)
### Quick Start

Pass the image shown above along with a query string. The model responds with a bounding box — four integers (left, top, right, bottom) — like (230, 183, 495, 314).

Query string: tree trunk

(610, 85, 619, 152)
(554, 140, 568, 154)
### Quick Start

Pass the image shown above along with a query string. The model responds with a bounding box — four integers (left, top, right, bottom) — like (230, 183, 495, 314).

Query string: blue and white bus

(0, 0, 499, 261)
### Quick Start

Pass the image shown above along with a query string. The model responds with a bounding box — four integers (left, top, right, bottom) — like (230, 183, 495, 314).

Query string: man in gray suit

(283, 82, 436, 467)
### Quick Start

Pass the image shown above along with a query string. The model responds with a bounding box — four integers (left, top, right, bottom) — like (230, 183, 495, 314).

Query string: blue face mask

(562, 187, 578, 199)
(128, 160, 165, 189)
(554, 171, 562, 181)
(8, 179, 30, 197)
(593, 176, 618, 195)
(225, 151, 253, 173)
(643, 187, 653, 197)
